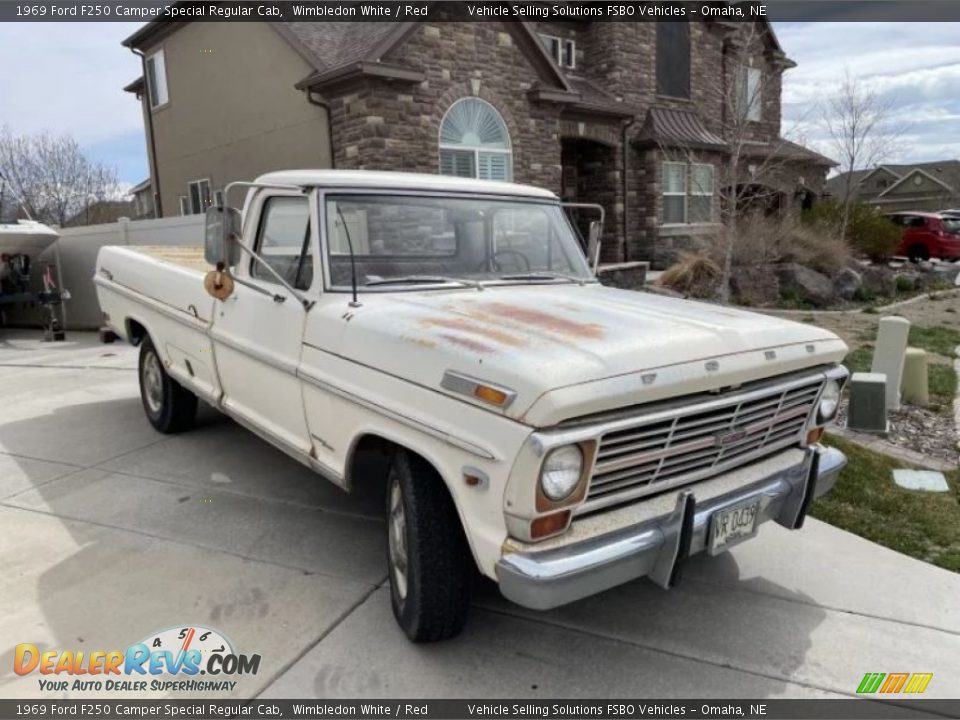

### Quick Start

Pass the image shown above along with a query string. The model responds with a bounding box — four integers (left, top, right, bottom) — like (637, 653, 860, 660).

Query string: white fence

(5, 215, 204, 330)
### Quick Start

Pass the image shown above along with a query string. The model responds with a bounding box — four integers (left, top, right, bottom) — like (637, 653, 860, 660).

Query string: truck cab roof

(254, 170, 558, 200)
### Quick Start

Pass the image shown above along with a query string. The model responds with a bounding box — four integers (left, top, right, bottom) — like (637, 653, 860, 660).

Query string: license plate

(708, 500, 760, 554)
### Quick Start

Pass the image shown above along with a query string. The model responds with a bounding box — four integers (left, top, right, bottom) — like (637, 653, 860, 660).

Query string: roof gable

(879, 167, 955, 197)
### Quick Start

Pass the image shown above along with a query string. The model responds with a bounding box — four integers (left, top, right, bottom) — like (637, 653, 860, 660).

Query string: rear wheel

(908, 244, 930, 262)
(138, 336, 198, 433)
(386, 450, 471, 642)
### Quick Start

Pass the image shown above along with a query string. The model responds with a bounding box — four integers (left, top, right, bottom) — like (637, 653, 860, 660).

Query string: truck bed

(128, 245, 209, 273)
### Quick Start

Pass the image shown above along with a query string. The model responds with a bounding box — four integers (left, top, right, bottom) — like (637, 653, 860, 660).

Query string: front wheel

(387, 451, 471, 642)
(138, 336, 198, 434)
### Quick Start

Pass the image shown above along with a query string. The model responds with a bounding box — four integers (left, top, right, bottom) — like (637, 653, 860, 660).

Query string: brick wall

(320, 20, 807, 268)
(328, 22, 564, 194)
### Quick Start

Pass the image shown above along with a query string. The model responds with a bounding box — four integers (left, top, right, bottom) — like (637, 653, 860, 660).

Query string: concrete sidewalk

(1, 331, 959, 702)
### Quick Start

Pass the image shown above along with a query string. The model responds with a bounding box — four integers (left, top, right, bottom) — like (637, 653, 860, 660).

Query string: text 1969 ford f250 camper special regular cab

(95, 170, 848, 642)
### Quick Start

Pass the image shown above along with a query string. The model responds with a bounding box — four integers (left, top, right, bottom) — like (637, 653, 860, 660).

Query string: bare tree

(661, 23, 809, 302)
(820, 69, 905, 239)
(0, 126, 119, 226)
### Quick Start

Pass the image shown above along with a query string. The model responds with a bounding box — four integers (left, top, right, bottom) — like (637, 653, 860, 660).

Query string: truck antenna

(335, 204, 361, 307)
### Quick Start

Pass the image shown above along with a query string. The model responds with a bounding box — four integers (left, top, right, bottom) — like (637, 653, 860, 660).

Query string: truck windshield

(324, 194, 593, 290)
(943, 218, 960, 234)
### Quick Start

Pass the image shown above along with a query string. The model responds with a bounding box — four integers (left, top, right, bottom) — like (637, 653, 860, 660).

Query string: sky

(0, 21, 958, 188)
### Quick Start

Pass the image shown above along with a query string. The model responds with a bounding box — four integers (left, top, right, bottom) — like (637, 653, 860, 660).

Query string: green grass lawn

(908, 324, 960, 358)
(811, 436, 960, 572)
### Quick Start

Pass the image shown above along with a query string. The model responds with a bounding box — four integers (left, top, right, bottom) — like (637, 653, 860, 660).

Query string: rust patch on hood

(400, 335, 438, 349)
(435, 333, 496, 354)
(418, 316, 526, 347)
(478, 302, 604, 339)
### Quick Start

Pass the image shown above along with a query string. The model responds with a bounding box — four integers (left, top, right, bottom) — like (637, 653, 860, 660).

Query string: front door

(211, 191, 315, 455)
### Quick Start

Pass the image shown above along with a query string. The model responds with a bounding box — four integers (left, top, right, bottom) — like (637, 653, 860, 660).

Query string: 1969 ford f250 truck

(95, 170, 849, 642)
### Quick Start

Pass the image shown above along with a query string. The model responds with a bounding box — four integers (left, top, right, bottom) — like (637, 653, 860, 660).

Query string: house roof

(878, 166, 958, 197)
(125, 17, 571, 95)
(123, 76, 144, 94)
(637, 107, 727, 151)
(275, 21, 409, 71)
(826, 160, 960, 197)
(289, 20, 571, 93)
(749, 139, 836, 167)
(129, 178, 151, 194)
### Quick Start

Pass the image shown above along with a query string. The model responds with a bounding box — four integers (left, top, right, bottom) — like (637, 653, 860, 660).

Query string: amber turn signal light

(806, 427, 825, 445)
(474, 384, 509, 406)
(530, 510, 571, 540)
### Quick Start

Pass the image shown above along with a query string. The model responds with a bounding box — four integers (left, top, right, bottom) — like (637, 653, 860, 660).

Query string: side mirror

(204, 205, 242, 267)
(587, 220, 602, 273)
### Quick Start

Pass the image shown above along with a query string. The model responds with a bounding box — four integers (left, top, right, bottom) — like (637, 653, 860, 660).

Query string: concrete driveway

(2, 330, 959, 700)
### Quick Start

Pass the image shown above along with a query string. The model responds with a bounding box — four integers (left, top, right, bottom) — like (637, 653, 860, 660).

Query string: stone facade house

(825, 160, 960, 214)
(124, 18, 832, 267)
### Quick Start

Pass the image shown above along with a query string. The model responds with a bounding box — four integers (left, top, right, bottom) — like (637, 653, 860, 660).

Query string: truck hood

(335, 284, 848, 426)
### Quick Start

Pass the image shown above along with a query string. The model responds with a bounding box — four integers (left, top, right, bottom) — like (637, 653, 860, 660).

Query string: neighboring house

(129, 178, 155, 219)
(123, 18, 832, 267)
(825, 160, 960, 214)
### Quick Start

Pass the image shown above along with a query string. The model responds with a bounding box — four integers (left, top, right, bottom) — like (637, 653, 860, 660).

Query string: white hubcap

(388, 478, 408, 601)
(142, 351, 164, 414)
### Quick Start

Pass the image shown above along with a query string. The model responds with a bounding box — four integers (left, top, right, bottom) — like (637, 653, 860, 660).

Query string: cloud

(0, 22, 145, 180)
(776, 22, 960, 165)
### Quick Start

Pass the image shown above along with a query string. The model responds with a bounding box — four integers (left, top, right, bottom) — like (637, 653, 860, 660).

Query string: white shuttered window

(439, 98, 512, 182)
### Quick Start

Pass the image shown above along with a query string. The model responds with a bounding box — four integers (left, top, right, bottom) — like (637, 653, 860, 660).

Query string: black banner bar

(0, 699, 957, 720)
(5, 1, 960, 23)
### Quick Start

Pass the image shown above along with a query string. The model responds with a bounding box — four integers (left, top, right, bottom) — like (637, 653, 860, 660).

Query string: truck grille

(580, 375, 824, 514)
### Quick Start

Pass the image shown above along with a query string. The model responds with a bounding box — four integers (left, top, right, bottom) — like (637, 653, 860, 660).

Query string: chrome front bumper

(496, 445, 846, 611)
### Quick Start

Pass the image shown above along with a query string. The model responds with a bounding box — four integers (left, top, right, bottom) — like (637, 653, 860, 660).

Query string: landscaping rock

(730, 265, 780, 306)
(860, 265, 896, 298)
(930, 262, 960, 286)
(833, 268, 863, 301)
(775, 263, 835, 307)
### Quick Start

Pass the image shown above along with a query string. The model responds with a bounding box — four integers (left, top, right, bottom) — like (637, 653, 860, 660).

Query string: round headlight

(540, 445, 584, 501)
(818, 380, 841, 422)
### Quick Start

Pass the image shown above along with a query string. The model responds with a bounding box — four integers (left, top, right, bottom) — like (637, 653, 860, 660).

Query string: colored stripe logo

(857, 672, 933, 694)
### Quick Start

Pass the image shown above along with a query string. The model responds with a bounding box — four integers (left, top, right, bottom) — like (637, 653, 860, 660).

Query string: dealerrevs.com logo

(14, 625, 260, 693)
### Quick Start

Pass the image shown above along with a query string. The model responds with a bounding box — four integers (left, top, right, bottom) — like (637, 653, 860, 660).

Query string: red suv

(887, 212, 960, 261)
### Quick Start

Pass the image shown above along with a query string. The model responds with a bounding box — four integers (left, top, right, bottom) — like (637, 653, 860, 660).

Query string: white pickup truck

(95, 170, 849, 642)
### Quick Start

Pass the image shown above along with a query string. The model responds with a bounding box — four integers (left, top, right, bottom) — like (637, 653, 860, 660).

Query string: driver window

(492, 207, 572, 273)
(252, 196, 312, 290)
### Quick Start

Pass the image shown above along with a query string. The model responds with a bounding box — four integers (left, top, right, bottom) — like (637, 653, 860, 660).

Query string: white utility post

(871, 316, 910, 411)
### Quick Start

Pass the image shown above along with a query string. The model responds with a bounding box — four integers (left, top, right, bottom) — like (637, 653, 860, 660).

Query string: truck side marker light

(530, 510, 570, 539)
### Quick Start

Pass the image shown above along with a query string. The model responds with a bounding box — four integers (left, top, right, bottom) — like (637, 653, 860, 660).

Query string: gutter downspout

(306, 90, 336, 169)
(620, 115, 637, 263)
(130, 47, 163, 218)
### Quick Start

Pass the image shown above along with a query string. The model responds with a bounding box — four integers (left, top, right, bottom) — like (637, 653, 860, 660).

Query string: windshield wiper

(498, 271, 588, 285)
(364, 275, 483, 289)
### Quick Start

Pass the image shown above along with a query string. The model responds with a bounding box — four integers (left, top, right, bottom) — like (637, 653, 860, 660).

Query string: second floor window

(656, 22, 690, 99)
(662, 162, 715, 224)
(145, 49, 168, 110)
(540, 34, 575, 69)
(738, 66, 763, 122)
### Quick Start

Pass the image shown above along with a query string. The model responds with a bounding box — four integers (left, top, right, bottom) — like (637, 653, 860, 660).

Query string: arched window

(439, 98, 512, 181)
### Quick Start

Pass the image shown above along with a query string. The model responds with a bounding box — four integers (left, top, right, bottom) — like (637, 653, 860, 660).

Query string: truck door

(210, 191, 314, 456)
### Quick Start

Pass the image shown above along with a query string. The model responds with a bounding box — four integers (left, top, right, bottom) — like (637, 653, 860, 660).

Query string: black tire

(138, 336, 198, 434)
(908, 244, 930, 263)
(386, 450, 471, 642)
